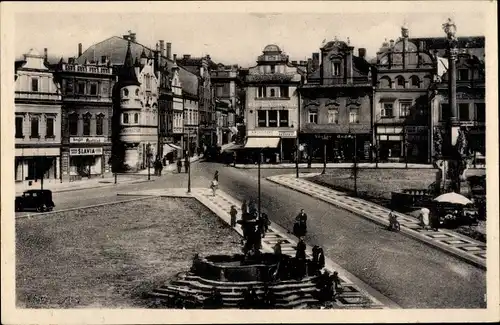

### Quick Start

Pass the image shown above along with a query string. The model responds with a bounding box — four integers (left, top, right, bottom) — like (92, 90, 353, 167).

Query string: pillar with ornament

(433, 18, 472, 195)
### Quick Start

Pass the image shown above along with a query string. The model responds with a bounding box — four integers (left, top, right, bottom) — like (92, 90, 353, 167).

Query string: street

(17, 161, 486, 308)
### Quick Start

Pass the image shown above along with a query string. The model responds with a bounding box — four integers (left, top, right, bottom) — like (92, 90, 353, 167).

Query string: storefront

(68, 147, 104, 180)
(375, 125, 429, 163)
(15, 147, 60, 183)
(300, 133, 372, 163)
(244, 130, 297, 163)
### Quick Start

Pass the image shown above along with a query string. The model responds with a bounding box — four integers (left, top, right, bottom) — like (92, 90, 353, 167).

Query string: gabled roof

(77, 36, 199, 96)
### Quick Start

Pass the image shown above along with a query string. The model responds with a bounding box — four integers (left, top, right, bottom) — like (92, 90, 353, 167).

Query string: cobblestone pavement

(267, 173, 486, 269)
(118, 187, 399, 309)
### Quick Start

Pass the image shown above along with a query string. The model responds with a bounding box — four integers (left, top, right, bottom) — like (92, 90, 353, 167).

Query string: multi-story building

(373, 25, 436, 163)
(243, 44, 304, 162)
(299, 38, 374, 162)
(53, 56, 115, 181)
(215, 99, 230, 146)
(426, 36, 485, 164)
(14, 48, 62, 187)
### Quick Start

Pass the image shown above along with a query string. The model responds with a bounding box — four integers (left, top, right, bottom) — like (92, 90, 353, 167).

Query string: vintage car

(15, 189, 55, 212)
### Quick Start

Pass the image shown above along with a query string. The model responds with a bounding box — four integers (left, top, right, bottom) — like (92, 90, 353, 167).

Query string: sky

(12, 2, 489, 67)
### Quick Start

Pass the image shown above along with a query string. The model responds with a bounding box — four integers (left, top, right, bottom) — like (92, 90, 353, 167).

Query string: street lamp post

(187, 130, 191, 193)
(258, 149, 262, 218)
(147, 143, 151, 181)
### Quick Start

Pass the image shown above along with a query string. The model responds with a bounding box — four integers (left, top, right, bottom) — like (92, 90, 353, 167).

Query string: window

(83, 113, 92, 135)
(123, 88, 129, 97)
(332, 62, 341, 76)
(475, 103, 485, 122)
(123, 113, 129, 124)
(328, 109, 338, 124)
(257, 86, 266, 98)
(64, 79, 74, 94)
(410, 76, 420, 88)
(77, 82, 86, 95)
(96, 114, 104, 135)
(16, 116, 23, 138)
(270, 65, 275, 74)
(257, 110, 267, 127)
(440, 103, 450, 121)
(134, 113, 139, 124)
(268, 110, 278, 127)
(396, 76, 405, 89)
(30, 116, 39, 138)
(135, 89, 139, 96)
(31, 78, 39, 92)
(349, 108, 359, 123)
(458, 69, 469, 81)
(90, 83, 98, 95)
(381, 103, 394, 117)
(399, 101, 411, 117)
(379, 77, 391, 89)
(145, 76, 151, 90)
(279, 110, 289, 127)
(308, 111, 318, 124)
(69, 113, 78, 135)
(270, 89, 275, 97)
(280, 86, 289, 98)
(459, 103, 470, 121)
(46, 117, 54, 137)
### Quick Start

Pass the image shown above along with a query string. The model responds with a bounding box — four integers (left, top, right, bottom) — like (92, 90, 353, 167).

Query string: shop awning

(163, 143, 183, 154)
(222, 143, 244, 152)
(244, 137, 280, 149)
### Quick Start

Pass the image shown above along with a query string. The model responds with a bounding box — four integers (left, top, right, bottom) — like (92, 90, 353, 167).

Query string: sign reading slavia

(70, 147, 103, 156)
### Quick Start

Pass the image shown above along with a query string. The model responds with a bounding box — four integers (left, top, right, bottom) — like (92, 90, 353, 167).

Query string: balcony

(305, 77, 372, 87)
(61, 63, 113, 75)
(15, 91, 60, 101)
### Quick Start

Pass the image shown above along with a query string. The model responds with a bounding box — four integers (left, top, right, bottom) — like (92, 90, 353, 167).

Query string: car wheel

(36, 205, 45, 212)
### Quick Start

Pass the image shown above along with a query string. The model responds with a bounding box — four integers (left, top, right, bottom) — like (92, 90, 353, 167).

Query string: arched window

(379, 76, 392, 89)
(134, 113, 139, 124)
(396, 76, 406, 89)
(83, 112, 92, 136)
(410, 76, 420, 88)
(96, 113, 105, 135)
(69, 112, 79, 136)
(123, 113, 129, 124)
(135, 88, 139, 96)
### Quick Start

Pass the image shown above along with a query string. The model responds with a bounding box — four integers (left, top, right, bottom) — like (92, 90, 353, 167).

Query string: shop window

(458, 69, 469, 81)
(381, 103, 394, 118)
(332, 62, 341, 76)
(440, 103, 450, 121)
(396, 76, 405, 89)
(410, 76, 420, 88)
(90, 83, 98, 95)
(279, 110, 289, 127)
(308, 111, 318, 124)
(328, 109, 339, 124)
(475, 103, 485, 122)
(268, 110, 278, 127)
(399, 101, 411, 117)
(280, 86, 289, 98)
(83, 113, 92, 135)
(459, 103, 470, 121)
(31, 78, 39, 92)
(30, 116, 39, 138)
(349, 108, 359, 123)
(15, 116, 23, 138)
(46, 117, 55, 137)
(257, 110, 267, 127)
(96, 114, 104, 135)
(69, 113, 78, 136)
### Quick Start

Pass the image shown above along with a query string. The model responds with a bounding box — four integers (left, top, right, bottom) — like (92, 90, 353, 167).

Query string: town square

(1, 2, 498, 323)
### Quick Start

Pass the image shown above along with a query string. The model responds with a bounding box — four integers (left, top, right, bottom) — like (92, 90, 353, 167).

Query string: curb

(16, 196, 156, 219)
(233, 164, 485, 170)
(266, 177, 486, 270)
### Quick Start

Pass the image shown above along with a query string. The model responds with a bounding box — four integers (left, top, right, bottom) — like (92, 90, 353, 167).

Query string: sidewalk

(15, 175, 150, 196)
(267, 174, 486, 269)
(118, 187, 399, 309)
(233, 162, 486, 169)
(136, 154, 204, 175)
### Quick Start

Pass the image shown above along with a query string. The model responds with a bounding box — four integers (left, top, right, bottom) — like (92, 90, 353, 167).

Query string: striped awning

(244, 137, 280, 149)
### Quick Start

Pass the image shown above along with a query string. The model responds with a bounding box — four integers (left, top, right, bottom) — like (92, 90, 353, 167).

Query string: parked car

(15, 189, 55, 212)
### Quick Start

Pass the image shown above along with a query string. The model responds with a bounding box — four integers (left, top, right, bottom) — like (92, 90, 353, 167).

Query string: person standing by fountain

(229, 205, 238, 227)
(295, 237, 307, 278)
(258, 213, 270, 237)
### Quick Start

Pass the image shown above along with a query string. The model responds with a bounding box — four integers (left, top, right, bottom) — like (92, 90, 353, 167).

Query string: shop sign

(336, 134, 355, 139)
(70, 147, 103, 156)
(247, 130, 297, 138)
(70, 137, 106, 143)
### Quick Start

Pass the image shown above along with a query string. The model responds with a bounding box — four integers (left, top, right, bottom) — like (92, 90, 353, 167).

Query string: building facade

(428, 36, 485, 164)
(15, 49, 62, 186)
(53, 56, 115, 181)
(300, 39, 374, 162)
(373, 26, 435, 163)
(215, 99, 230, 146)
(244, 44, 303, 162)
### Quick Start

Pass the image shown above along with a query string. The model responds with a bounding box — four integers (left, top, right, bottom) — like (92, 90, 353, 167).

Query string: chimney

(346, 46, 354, 82)
(44, 48, 48, 61)
(390, 39, 395, 48)
(159, 40, 165, 57)
(166, 42, 172, 59)
(358, 48, 366, 59)
(78, 43, 82, 57)
(312, 52, 320, 70)
(173, 54, 177, 61)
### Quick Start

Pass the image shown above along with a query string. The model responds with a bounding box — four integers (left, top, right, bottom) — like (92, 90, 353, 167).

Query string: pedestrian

(248, 199, 257, 216)
(294, 209, 308, 237)
(332, 271, 342, 296)
(177, 159, 182, 173)
(295, 237, 307, 260)
(241, 200, 248, 216)
(158, 161, 163, 176)
(273, 240, 283, 256)
(258, 213, 270, 237)
(210, 178, 218, 196)
(312, 245, 321, 275)
(240, 285, 258, 309)
(233, 152, 237, 167)
(317, 247, 325, 270)
(214, 170, 219, 182)
(184, 156, 190, 173)
(204, 287, 224, 309)
(230, 205, 238, 227)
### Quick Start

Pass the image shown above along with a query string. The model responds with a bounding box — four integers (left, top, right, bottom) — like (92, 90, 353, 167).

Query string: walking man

(177, 159, 182, 173)
(184, 156, 190, 174)
(230, 205, 238, 227)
